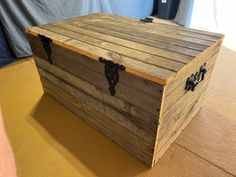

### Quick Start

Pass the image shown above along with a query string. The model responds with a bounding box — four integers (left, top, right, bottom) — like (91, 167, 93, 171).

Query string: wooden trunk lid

(25, 13, 224, 85)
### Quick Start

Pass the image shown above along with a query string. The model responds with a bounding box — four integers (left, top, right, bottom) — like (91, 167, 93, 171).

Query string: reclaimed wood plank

(159, 65, 214, 139)
(35, 56, 159, 133)
(155, 75, 211, 153)
(151, 41, 222, 166)
(165, 39, 222, 96)
(81, 13, 223, 38)
(51, 47, 161, 114)
(40, 24, 185, 72)
(29, 34, 164, 98)
(52, 19, 193, 63)
(66, 19, 200, 57)
(163, 50, 219, 114)
(43, 86, 153, 166)
(153, 94, 204, 166)
(42, 78, 154, 153)
(38, 67, 156, 143)
(25, 13, 224, 168)
(84, 13, 220, 42)
(71, 18, 209, 51)
(26, 29, 176, 85)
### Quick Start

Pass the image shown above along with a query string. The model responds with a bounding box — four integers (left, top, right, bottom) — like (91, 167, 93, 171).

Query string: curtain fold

(174, 0, 194, 27)
(0, 0, 154, 58)
(0, 0, 111, 58)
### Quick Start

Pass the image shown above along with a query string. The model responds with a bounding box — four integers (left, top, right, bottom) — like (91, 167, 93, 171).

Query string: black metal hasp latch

(140, 17, 153, 23)
(99, 57, 126, 96)
(38, 34, 52, 64)
(185, 63, 207, 92)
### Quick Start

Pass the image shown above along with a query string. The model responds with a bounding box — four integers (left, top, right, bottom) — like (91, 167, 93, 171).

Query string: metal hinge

(185, 63, 207, 92)
(38, 34, 52, 64)
(140, 17, 154, 23)
(99, 57, 126, 96)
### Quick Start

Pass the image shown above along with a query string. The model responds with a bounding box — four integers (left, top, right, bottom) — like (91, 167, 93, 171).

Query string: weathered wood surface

(164, 39, 222, 96)
(71, 15, 214, 48)
(78, 13, 223, 39)
(29, 35, 163, 115)
(26, 25, 175, 85)
(25, 13, 224, 167)
(41, 23, 185, 72)
(26, 13, 224, 85)
(152, 48, 220, 166)
(163, 49, 220, 114)
(36, 58, 158, 143)
(50, 20, 194, 62)
(43, 84, 153, 165)
(66, 19, 200, 57)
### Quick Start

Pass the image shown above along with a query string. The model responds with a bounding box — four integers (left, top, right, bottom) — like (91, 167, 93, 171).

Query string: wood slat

(165, 39, 222, 96)
(38, 68, 156, 144)
(28, 35, 162, 116)
(26, 27, 176, 85)
(51, 20, 194, 64)
(163, 50, 219, 114)
(34, 56, 159, 134)
(67, 19, 200, 57)
(84, 13, 221, 41)
(43, 86, 153, 166)
(83, 13, 223, 38)
(153, 93, 204, 166)
(26, 13, 223, 86)
(71, 17, 209, 51)
(25, 13, 224, 168)
(41, 78, 154, 152)
(159, 65, 214, 139)
(152, 48, 221, 166)
(28, 34, 164, 99)
(40, 23, 185, 72)
(155, 69, 212, 154)
(72, 14, 215, 46)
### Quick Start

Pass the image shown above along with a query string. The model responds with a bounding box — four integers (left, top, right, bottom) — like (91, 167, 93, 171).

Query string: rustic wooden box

(26, 13, 224, 167)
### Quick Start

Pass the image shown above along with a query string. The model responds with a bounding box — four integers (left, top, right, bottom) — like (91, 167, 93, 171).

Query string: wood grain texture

(65, 19, 201, 57)
(25, 13, 224, 168)
(163, 50, 220, 114)
(90, 13, 222, 40)
(37, 66, 157, 144)
(40, 23, 185, 72)
(35, 56, 159, 135)
(43, 84, 153, 166)
(164, 38, 223, 93)
(71, 16, 213, 48)
(152, 48, 220, 166)
(50, 20, 194, 63)
(79, 13, 223, 38)
(26, 28, 175, 85)
(26, 13, 223, 85)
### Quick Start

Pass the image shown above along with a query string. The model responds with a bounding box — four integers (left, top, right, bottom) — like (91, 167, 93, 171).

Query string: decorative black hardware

(140, 17, 153, 23)
(38, 34, 52, 64)
(99, 57, 126, 96)
(185, 63, 207, 92)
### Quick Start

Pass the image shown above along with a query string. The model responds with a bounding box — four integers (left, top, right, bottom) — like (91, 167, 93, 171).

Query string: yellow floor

(0, 46, 236, 177)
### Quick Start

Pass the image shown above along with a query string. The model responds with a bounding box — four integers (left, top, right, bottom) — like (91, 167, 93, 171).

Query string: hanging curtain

(0, 0, 112, 58)
(0, 0, 154, 60)
(174, 0, 194, 27)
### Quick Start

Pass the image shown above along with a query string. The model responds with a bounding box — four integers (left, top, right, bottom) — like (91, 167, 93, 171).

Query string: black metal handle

(99, 57, 125, 96)
(140, 17, 153, 23)
(185, 63, 207, 92)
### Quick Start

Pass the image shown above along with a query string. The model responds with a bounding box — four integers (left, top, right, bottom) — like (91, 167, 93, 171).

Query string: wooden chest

(26, 13, 224, 167)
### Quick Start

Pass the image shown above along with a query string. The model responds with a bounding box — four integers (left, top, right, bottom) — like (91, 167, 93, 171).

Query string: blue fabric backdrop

(0, 23, 15, 67)
(0, 0, 154, 64)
